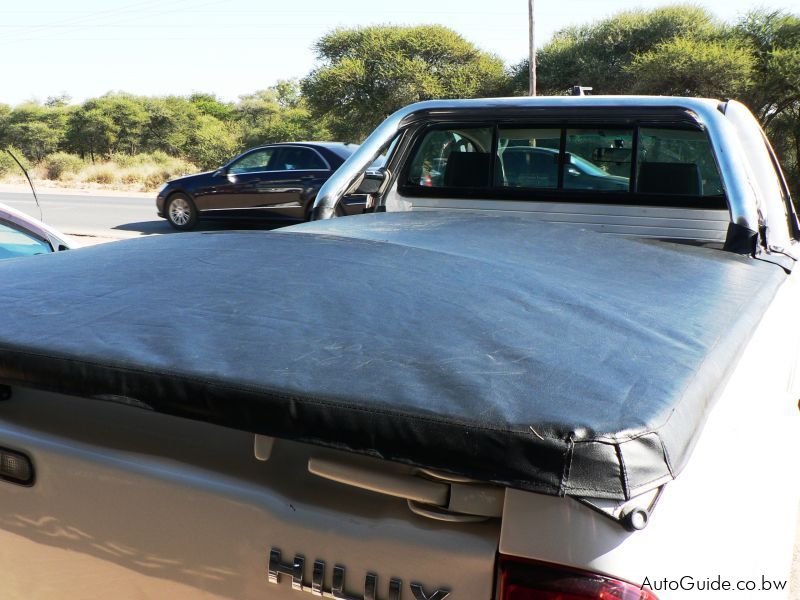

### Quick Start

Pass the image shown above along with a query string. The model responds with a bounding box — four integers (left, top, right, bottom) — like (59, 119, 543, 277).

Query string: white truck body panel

(384, 190, 731, 243)
(0, 389, 499, 599)
(500, 268, 800, 597)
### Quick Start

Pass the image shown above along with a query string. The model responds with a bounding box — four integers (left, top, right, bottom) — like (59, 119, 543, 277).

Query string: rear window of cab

(400, 123, 726, 209)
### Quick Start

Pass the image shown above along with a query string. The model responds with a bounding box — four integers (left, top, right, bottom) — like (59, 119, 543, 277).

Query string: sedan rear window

(274, 147, 328, 171)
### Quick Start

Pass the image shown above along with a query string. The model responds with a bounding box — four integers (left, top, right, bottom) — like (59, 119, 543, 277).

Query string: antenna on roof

(571, 86, 593, 96)
(4, 148, 42, 221)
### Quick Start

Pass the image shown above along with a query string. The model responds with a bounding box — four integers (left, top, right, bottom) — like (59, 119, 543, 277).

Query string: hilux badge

(269, 548, 451, 599)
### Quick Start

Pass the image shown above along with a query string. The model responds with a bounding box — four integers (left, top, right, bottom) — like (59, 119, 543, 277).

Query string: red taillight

(497, 555, 658, 600)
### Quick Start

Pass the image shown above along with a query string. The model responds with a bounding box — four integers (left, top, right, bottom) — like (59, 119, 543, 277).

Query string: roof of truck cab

(0, 211, 788, 500)
(387, 96, 726, 127)
(389, 95, 725, 122)
(398, 95, 722, 109)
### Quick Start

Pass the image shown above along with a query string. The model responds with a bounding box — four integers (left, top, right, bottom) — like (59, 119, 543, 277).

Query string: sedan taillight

(497, 555, 658, 600)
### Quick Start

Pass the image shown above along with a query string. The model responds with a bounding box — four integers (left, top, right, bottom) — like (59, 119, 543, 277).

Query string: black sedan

(156, 142, 360, 230)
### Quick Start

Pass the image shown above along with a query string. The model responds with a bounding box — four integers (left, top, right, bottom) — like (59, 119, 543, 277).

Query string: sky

(2, 0, 797, 106)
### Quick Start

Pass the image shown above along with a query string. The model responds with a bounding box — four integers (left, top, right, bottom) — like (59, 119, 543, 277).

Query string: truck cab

(316, 97, 798, 262)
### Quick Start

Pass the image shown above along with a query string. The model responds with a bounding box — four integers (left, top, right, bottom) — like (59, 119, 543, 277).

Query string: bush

(162, 159, 196, 179)
(111, 152, 175, 168)
(43, 152, 85, 180)
(0, 152, 17, 178)
(120, 171, 145, 184)
(109, 153, 144, 168)
(147, 150, 173, 166)
(143, 170, 171, 191)
(0, 147, 30, 178)
(83, 165, 117, 184)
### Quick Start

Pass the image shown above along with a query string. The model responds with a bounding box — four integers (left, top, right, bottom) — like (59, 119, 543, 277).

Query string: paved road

(0, 191, 166, 240)
(0, 190, 285, 242)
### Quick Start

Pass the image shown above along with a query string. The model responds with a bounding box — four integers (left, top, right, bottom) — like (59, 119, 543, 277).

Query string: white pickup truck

(0, 96, 798, 599)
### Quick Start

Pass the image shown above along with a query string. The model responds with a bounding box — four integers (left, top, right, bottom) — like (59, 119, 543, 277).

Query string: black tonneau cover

(0, 212, 787, 499)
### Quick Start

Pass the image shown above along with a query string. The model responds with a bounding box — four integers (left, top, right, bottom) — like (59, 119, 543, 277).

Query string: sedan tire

(165, 193, 198, 231)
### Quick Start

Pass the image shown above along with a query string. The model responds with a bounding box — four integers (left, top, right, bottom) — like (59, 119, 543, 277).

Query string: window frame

(397, 121, 728, 210)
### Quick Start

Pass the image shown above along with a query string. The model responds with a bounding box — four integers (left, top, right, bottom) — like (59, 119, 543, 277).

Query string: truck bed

(0, 211, 788, 501)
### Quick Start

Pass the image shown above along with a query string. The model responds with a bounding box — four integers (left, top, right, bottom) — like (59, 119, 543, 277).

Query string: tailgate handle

(308, 457, 503, 519)
(308, 457, 448, 505)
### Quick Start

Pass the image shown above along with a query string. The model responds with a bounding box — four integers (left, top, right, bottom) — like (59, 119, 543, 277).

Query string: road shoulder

(0, 182, 152, 199)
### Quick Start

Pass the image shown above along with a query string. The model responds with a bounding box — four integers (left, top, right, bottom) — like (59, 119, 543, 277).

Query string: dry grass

(83, 165, 118, 185)
(0, 153, 198, 192)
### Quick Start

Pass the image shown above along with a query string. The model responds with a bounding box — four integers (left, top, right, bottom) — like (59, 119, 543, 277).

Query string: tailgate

(0, 386, 500, 599)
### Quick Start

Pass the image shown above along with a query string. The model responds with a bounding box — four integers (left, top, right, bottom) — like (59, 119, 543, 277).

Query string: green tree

(189, 93, 234, 121)
(65, 103, 116, 160)
(243, 107, 329, 148)
(235, 89, 282, 131)
(734, 10, 800, 126)
(64, 95, 148, 159)
(627, 37, 754, 98)
(234, 83, 329, 148)
(184, 114, 240, 170)
(511, 5, 719, 95)
(767, 107, 800, 196)
(0, 103, 11, 147)
(302, 25, 510, 142)
(140, 96, 201, 156)
(5, 102, 67, 161)
(104, 95, 149, 154)
(44, 94, 71, 108)
(271, 79, 303, 109)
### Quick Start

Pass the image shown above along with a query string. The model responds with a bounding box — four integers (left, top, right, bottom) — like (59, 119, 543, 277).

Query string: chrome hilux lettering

(269, 547, 450, 599)
(269, 549, 305, 590)
(410, 583, 451, 600)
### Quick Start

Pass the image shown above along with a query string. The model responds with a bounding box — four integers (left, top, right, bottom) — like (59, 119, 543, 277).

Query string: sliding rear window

(406, 127, 493, 188)
(563, 128, 633, 191)
(496, 128, 560, 189)
(401, 123, 726, 208)
(636, 128, 723, 196)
